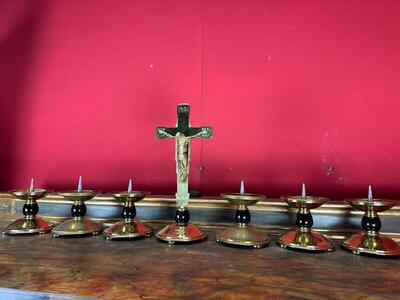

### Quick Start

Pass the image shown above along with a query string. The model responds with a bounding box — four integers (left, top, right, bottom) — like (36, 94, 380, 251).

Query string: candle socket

(277, 196, 334, 252)
(216, 193, 270, 249)
(341, 198, 400, 256)
(51, 190, 103, 237)
(103, 191, 153, 240)
(2, 189, 53, 235)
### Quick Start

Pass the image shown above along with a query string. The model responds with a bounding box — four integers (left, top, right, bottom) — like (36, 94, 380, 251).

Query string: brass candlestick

(278, 196, 334, 252)
(2, 189, 53, 235)
(342, 198, 400, 256)
(52, 190, 103, 237)
(103, 191, 152, 240)
(216, 193, 270, 248)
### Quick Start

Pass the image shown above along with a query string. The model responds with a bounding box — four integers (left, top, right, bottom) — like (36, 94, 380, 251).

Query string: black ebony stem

(122, 200, 136, 223)
(235, 205, 251, 225)
(296, 208, 313, 231)
(175, 207, 190, 226)
(362, 210, 381, 236)
(71, 201, 86, 219)
(23, 196, 39, 220)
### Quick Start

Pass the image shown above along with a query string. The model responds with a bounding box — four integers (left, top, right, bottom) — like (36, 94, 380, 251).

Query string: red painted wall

(1, 0, 400, 198)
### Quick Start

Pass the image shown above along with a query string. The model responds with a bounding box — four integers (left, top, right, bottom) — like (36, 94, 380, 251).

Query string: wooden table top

(0, 222, 399, 300)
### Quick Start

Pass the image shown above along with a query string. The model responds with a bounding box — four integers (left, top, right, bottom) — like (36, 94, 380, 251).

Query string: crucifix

(155, 103, 213, 243)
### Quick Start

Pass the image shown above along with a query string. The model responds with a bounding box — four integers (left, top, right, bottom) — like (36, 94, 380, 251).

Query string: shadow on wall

(0, 1, 49, 189)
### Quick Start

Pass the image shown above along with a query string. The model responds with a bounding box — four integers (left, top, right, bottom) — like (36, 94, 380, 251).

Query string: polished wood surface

(0, 222, 399, 299)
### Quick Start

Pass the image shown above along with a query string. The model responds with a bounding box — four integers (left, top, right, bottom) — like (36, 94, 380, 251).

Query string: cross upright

(156, 103, 212, 208)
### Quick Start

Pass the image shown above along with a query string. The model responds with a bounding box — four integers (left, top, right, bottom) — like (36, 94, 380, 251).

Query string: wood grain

(0, 223, 399, 299)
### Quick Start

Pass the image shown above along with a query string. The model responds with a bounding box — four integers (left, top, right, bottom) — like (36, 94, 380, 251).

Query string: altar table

(0, 221, 399, 300)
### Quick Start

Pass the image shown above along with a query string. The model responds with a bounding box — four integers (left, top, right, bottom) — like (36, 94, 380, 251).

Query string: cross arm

(156, 127, 178, 139)
(187, 126, 213, 139)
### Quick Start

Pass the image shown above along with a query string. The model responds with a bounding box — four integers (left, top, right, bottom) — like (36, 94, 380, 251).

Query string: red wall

(1, 0, 400, 198)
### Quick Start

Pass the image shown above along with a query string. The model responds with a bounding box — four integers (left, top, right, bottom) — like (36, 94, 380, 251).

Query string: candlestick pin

(277, 184, 334, 252)
(52, 176, 102, 237)
(103, 180, 153, 240)
(341, 185, 400, 256)
(3, 179, 53, 235)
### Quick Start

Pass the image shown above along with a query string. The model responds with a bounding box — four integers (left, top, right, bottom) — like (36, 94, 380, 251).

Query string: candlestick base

(216, 224, 270, 249)
(51, 218, 103, 237)
(2, 217, 54, 235)
(103, 220, 152, 240)
(277, 230, 334, 252)
(342, 233, 400, 256)
(156, 223, 206, 244)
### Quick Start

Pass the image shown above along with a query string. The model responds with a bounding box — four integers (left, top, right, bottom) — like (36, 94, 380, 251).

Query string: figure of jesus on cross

(157, 130, 210, 184)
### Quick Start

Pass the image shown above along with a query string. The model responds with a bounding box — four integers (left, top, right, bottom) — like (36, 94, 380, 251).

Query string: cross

(156, 103, 212, 208)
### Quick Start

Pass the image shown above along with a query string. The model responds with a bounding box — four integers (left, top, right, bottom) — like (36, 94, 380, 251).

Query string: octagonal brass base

(278, 230, 334, 252)
(156, 223, 206, 244)
(2, 217, 54, 235)
(52, 218, 103, 237)
(103, 220, 153, 240)
(342, 233, 400, 257)
(216, 224, 270, 249)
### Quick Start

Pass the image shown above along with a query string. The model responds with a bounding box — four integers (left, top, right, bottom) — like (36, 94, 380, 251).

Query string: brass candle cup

(103, 191, 153, 240)
(277, 196, 334, 252)
(51, 190, 103, 237)
(216, 193, 270, 249)
(342, 198, 400, 257)
(2, 189, 53, 235)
